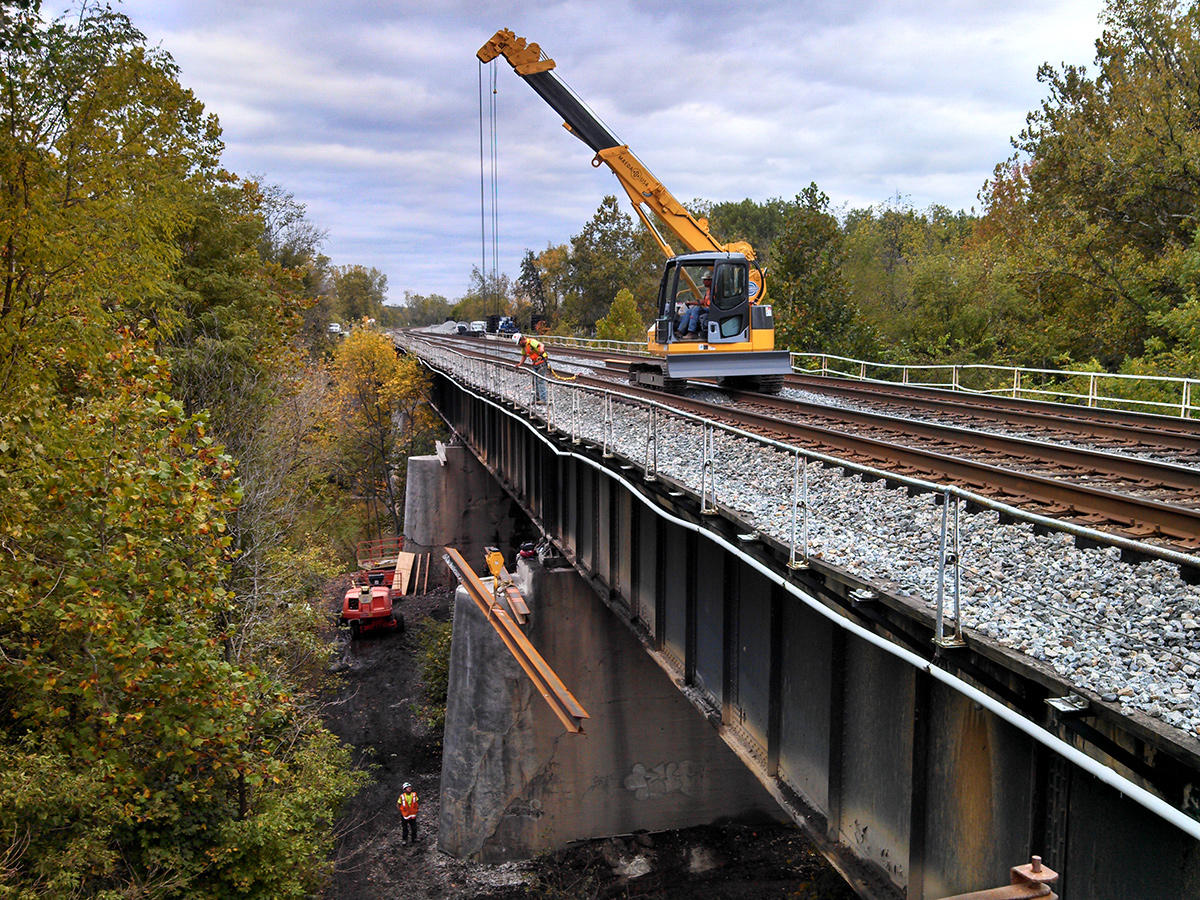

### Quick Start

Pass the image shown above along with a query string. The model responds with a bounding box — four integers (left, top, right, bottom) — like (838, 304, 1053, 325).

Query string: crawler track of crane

(414, 333, 1200, 552)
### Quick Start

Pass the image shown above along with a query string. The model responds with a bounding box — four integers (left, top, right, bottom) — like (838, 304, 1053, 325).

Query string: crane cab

(636, 252, 791, 393)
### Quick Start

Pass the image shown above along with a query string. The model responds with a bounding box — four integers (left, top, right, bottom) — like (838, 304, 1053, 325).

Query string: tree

(0, 2, 220, 394)
(0, 6, 366, 895)
(688, 196, 790, 267)
(769, 184, 874, 356)
(535, 243, 573, 329)
(325, 331, 437, 537)
(256, 180, 327, 269)
(515, 249, 547, 314)
(331, 265, 387, 323)
(385, 291, 454, 327)
(566, 196, 643, 329)
(453, 266, 511, 323)
(1008, 0, 1200, 364)
(0, 335, 364, 897)
(595, 288, 646, 342)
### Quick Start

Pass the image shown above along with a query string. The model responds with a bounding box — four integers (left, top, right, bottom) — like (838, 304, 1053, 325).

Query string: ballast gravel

(419, 340, 1200, 744)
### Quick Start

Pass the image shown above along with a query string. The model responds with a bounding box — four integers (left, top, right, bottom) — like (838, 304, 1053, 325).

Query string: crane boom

(477, 29, 759, 273)
(477, 27, 790, 393)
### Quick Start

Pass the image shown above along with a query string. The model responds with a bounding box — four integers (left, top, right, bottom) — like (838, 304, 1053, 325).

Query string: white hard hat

(403, 782, 412, 790)
(511, 333, 523, 344)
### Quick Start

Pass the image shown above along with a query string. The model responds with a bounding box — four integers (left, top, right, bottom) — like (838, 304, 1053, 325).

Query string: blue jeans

(530, 361, 548, 402)
(676, 305, 704, 336)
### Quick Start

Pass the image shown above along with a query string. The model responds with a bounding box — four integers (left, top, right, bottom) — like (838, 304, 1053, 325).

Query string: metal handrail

(791, 352, 1199, 419)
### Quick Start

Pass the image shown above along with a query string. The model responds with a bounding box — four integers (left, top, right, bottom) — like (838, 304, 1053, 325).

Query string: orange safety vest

(398, 790, 418, 818)
(523, 338, 547, 365)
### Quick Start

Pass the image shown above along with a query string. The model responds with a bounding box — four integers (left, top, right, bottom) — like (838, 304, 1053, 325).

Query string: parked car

(456, 322, 469, 335)
(469, 320, 487, 336)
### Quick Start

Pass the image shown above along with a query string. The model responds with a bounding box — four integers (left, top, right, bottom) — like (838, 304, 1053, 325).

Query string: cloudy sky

(102, 0, 1107, 303)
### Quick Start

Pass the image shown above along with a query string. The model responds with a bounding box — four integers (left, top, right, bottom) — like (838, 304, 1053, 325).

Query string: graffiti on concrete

(502, 798, 544, 819)
(622, 761, 696, 800)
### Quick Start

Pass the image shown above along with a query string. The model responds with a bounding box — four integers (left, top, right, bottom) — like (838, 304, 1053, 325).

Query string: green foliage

(689, 196, 790, 267)
(566, 196, 661, 329)
(331, 265, 388, 324)
(0, 2, 220, 394)
(769, 185, 876, 356)
(325, 332, 440, 538)
(0, 5, 370, 896)
(515, 249, 548, 314)
(0, 338, 364, 897)
(1001, 0, 1200, 365)
(413, 618, 453, 738)
(595, 288, 646, 342)
(452, 266, 510, 322)
(384, 291, 454, 327)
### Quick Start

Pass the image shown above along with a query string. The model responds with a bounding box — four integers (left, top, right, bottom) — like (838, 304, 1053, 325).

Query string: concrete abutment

(438, 557, 786, 862)
(402, 442, 523, 585)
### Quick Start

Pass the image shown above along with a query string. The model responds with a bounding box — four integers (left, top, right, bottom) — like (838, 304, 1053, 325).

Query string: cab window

(711, 264, 747, 310)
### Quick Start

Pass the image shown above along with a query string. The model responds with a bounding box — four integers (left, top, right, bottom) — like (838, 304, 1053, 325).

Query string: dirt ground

(321, 581, 855, 900)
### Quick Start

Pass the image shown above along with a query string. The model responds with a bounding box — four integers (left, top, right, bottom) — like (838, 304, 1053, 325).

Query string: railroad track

(410, 332, 1200, 552)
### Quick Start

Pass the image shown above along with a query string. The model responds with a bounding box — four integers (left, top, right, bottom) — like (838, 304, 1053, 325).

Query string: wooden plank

(393, 551, 416, 596)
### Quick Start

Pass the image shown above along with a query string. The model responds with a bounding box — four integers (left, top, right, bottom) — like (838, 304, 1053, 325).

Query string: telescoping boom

(478, 29, 791, 393)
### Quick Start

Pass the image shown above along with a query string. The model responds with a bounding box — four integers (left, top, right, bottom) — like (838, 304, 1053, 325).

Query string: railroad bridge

(397, 332, 1200, 899)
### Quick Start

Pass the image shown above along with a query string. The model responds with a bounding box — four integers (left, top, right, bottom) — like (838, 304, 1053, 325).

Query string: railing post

(700, 423, 718, 515)
(601, 394, 614, 458)
(903, 366, 910, 385)
(1088, 373, 1098, 407)
(788, 451, 810, 569)
(571, 391, 581, 444)
(643, 405, 659, 481)
(934, 489, 965, 648)
(1183, 380, 1193, 419)
(952, 365, 960, 391)
(1013, 367, 1021, 399)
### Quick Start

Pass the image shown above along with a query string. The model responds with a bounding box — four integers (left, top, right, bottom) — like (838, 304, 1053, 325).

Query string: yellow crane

(478, 28, 791, 393)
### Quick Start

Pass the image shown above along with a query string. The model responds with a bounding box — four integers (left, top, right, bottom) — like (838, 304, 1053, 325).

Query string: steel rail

(568, 372, 1200, 546)
(412, 333, 1200, 552)
(453, 333, 1200, 455)
(783, 372, 1200, 449)
(414, 348, 1200, 844)
(715, 388, 1200, 493)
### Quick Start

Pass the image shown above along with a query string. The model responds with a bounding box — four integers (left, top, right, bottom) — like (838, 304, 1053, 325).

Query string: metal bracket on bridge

(484, 546, 530, 623)
(443, 547, 590, 734)
(935, 855, 1058, 900)
(1045, 693, 1090, 717)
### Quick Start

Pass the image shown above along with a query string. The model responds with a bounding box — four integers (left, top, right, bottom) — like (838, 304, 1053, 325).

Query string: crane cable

(478, 62, 501, 316)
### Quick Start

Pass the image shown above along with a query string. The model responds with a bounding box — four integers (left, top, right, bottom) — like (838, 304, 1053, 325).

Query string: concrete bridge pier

(438, 554, 785, 862)
(402, 441, 521, 585)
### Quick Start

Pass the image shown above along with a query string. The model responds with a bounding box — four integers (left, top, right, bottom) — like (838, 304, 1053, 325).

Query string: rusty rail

(442, 548, 590, 734)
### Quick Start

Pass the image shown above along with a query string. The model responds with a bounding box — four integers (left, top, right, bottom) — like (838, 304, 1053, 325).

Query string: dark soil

(321, 582, 855, 899)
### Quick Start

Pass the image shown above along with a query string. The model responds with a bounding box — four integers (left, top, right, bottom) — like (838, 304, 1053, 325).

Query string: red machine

(339, 537, 407, 638)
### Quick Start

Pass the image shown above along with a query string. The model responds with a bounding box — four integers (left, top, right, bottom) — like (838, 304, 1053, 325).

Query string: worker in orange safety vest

(397, 782, 419, 844)
(512, 333, 549, 404)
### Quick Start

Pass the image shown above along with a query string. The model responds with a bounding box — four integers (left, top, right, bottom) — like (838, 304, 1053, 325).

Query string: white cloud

(98, 0, 1106, 301)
